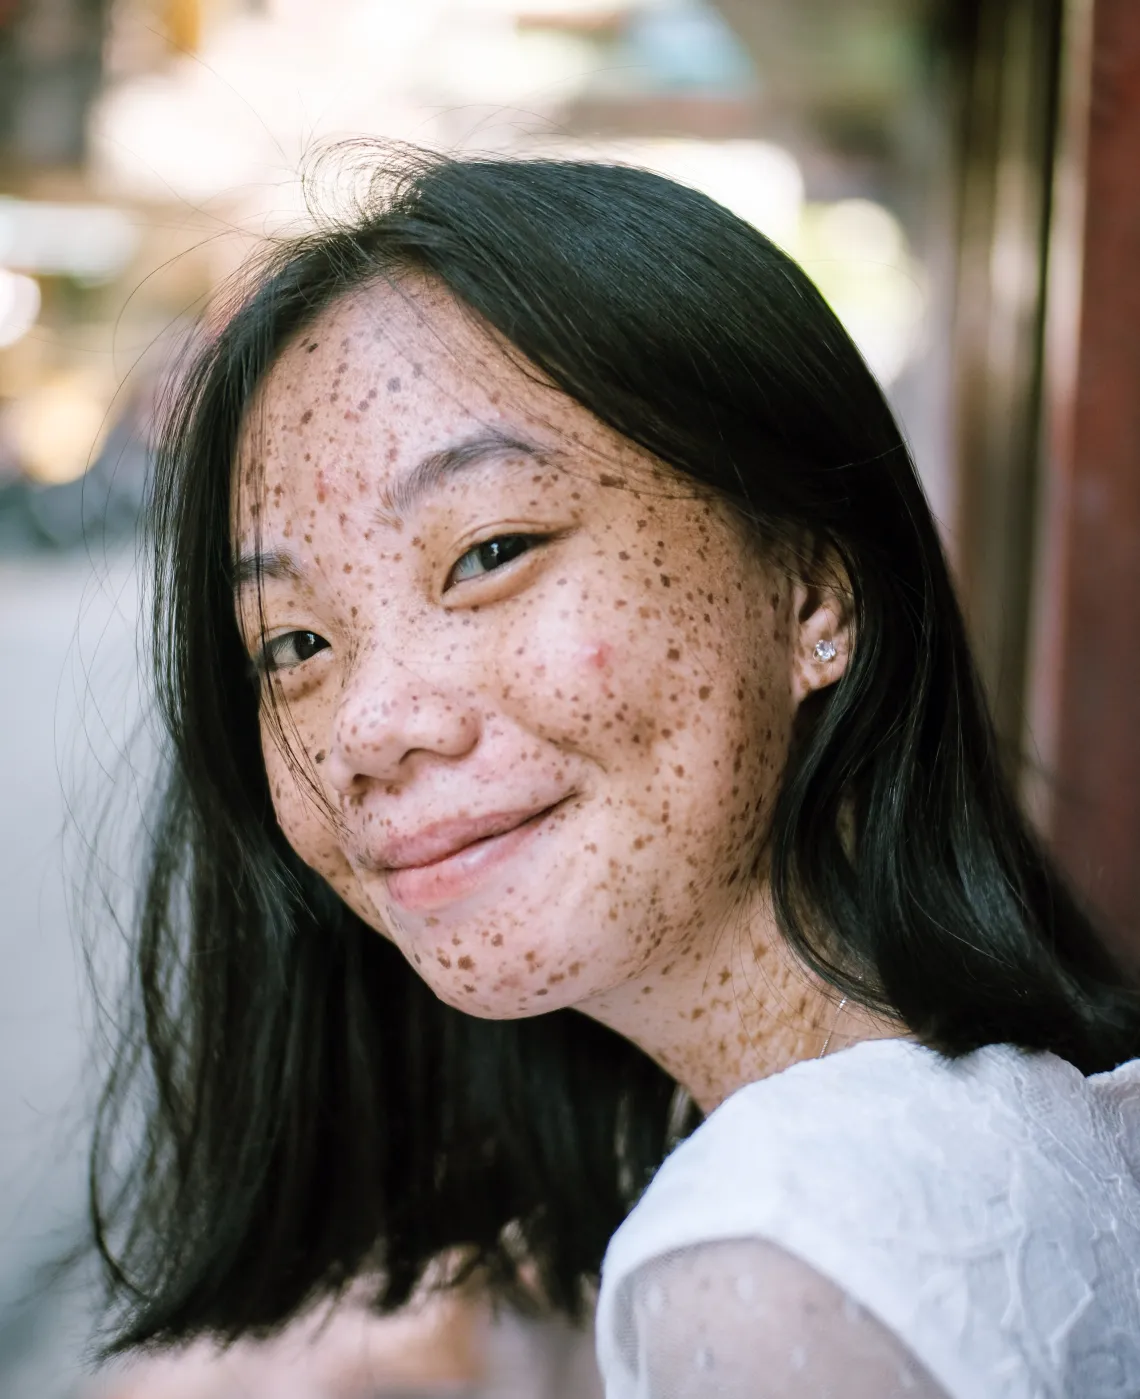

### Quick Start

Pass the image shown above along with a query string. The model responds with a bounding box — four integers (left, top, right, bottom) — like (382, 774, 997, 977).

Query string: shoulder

(608, 1234, 949, 1399)
(597, 1040, 1140, 1399)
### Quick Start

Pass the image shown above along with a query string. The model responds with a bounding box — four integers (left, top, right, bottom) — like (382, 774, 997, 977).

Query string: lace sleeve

(614, 1237, 950, 1398)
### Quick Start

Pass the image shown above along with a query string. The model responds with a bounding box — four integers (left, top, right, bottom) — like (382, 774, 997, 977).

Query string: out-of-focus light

(616, 140, 802, 249)
(0, 199, 138, 281)
(625, 0, 756, 94)
(4, 371, 112, 484)
(432, 15, 595, 105)
(525, 138, 803, 250)
(0, 269, 41, 348)
(93, 76, 263, 202)
(798, 199, 926, 386)
(813, 198, 905, 266)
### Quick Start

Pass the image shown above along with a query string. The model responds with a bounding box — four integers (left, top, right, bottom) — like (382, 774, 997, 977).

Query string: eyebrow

(233, 428, 553, 593)
(375, 428, 552, 526)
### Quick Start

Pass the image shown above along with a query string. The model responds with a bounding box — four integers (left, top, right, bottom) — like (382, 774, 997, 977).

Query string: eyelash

(444, 532, 545, 590)
(253, 629, 330, 676)
(252, 533, 547, 675)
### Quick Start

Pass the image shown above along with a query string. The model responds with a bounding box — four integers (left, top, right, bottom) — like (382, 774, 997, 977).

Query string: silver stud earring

(813, 638, 838, 662)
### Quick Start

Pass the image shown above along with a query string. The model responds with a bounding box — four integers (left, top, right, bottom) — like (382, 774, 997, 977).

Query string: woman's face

(234, 279, 821, 1019)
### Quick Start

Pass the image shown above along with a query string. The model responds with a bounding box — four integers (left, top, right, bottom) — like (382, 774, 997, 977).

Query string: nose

(324, 646, 480, 795)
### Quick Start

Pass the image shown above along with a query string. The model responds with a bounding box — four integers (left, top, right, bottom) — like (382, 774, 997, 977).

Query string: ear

(789, 569, 854, 707)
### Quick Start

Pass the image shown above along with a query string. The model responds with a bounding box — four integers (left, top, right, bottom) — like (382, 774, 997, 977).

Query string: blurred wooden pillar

(1027, 0, 1140, 955)
(948, 0, 1063, 756)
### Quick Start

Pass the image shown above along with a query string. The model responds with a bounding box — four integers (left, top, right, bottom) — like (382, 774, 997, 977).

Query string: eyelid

(251, 628, 329, 676)
(443, 530, 556, 594)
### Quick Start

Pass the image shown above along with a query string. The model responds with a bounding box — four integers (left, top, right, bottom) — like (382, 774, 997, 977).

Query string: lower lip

(382, 807, 558, 912)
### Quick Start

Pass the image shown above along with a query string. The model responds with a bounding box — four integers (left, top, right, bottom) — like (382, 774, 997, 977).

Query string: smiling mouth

(379, 802, 564, 913)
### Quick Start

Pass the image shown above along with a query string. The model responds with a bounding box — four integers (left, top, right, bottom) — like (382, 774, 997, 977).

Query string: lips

(371, 805, 557, 871)
(364, 801, 565, 912)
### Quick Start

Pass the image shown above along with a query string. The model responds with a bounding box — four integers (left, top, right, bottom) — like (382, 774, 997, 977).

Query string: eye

(445, 533, 541, 590)
(255, 629, 330, 674)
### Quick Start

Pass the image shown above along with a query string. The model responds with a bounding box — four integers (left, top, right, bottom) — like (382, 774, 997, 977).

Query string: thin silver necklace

(818, 997, 848, 1059)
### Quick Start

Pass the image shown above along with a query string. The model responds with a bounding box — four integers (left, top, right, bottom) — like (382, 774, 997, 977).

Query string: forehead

(231, 277, 675, 561)
(265, 277, 508, 412)
(237, 278, 571, 501)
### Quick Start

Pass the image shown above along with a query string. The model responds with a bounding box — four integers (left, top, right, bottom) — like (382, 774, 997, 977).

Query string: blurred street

(0, 545, 141, 1398)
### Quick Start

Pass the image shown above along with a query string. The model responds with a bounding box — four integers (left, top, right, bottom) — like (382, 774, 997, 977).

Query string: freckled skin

(234, 281, 895, 1112)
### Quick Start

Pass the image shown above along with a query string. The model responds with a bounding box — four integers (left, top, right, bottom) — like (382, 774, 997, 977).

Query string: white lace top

(595, 1039, 1140, 1399)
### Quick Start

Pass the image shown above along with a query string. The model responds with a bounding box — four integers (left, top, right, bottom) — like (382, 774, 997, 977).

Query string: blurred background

(1, 0, 1137, 1394)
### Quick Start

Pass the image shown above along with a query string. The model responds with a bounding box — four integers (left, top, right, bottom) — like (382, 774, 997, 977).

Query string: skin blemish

(581, 641, 613, 670)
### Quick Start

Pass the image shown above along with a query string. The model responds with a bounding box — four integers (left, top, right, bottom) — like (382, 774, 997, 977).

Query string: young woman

(93, 151, 1140, 1397)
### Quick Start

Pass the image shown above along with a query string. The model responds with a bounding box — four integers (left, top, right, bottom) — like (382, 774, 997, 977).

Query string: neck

(578, 896, 899, 1113)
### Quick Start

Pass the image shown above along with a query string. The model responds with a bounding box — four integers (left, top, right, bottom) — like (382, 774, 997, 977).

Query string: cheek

(260, 721, 346, 883)
(490, 584, 663, 759)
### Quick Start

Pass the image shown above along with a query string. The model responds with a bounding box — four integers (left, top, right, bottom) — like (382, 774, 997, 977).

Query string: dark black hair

(92, 147, 1140, 1354)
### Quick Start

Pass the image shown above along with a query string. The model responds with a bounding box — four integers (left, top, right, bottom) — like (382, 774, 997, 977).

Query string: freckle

(343, 563, 352, 573)
(569, 961, 582, 976)
(660, 575, 671, 588)
(357, 399, 370, 411)
(458, 955, 474, 970)
(599, 473, 623, 488)
(436, 954, 452, 968)
(699, 685, 711, 699)
(535, 988, 549, 996)
(491, 933, 503, 946)
(305, 342, 319, 353)
(386, 376, 401, 392)
(667, 647, 680, 660)
(314, 749, 326, 764)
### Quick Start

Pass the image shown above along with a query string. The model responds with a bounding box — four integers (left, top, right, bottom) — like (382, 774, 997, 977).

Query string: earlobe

(791, 579, 852, 705)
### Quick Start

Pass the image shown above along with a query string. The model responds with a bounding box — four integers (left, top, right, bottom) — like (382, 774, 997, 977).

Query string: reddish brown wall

(1043, 0, 1140, 954)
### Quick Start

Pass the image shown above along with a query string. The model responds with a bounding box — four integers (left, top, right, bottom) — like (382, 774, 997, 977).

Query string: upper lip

(365, 802, 560, 872)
